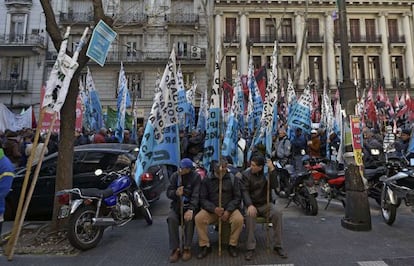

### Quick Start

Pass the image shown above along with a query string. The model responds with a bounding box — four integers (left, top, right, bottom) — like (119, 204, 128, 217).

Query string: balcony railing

(389, 35, 405, 44)
(59, 12, 93, 24)
(165, 13, 199, 24)
(307, 35, 324, 43)
(0, 34, 45, 46)
(334, 35, 382, 43)
(0, 80, 28, 92)
(5, 0, 32, 6)
(117, 13, 148, 24)
(223, 35, 240, 43)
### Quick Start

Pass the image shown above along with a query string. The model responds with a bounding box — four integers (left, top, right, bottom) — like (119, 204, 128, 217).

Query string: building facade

(214, 0, 414, 94)
(1, 0, 413, 124)
(1, 0, 209, 125)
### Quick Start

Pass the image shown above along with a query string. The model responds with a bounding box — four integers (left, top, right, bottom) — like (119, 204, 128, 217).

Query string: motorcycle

(56, 166, 152, 250)
(380, 158, 414, 225)
(307, 159, 346, 209)
(278, 153, 318, 216)
(364, 148, 388, 205)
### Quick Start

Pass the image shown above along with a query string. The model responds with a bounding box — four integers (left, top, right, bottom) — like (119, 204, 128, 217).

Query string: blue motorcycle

(56, 166, 152, 250)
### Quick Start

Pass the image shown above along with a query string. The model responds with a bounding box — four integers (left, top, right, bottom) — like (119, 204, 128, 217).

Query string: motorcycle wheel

(67, 205, 104, 250)
(380, 185, 397, 226)
(305, 194, 318, 216)
(141, 206, 153, 225)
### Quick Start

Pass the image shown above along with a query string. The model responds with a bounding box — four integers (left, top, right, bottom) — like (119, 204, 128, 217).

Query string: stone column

(379, 12, 391, 87)
(295, 11, 306, 88)
(325, 12, 337, 89)
(240, 11, 249, 75)
(402, 12, 414, 88)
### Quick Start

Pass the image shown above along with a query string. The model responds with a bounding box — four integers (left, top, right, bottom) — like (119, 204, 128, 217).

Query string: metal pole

(337, 0, 371, 231)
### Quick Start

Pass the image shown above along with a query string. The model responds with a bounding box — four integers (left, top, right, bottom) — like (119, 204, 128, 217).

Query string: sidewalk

(1, 201, 414, 266)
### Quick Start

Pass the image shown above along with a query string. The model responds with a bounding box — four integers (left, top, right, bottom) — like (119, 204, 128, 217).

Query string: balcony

(0, 34, 46, 56)
(59, 12, 93, 24)
(349, 35, 382, 44)
(165, 13, 199, 25)
(117, 12, 148, 24)
(95, 50, 206, 64)
(5, 0, 32, 7)
(307, 35, 324, 43)
(223, 35, 240, 44)
(0, 80, 28, 93)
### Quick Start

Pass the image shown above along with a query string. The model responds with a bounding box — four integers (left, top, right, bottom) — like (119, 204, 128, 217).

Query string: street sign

(86, 20, 116, 67)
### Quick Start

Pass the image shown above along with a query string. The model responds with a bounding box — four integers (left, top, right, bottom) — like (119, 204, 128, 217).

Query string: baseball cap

(180, 158, 194, 169)
(311, 129, 318, 134)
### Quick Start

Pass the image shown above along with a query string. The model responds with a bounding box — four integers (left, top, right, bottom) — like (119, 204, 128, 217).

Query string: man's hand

(246, 205, 257, 217)
(220, 210, 230, 222)
(176, 186, 184, 197)
(214, 207, 224, 217)
(184, 210, 193, 221)
(267, 159, 275, 172)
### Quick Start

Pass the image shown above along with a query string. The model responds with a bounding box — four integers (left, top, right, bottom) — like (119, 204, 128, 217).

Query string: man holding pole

(194, 158, 243, 259)
(241, 155, 287, 261)
(166, 158, 201, 263)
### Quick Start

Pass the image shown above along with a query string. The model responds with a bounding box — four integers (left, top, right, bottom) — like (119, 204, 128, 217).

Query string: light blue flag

(177, 66, 188, 130)
(203, 53, 221, 173)
(89, 89, 104, 132)
(135, 48, 179, 185)
(222, 115, 239, 165)
(115, 62, 129, 142)
(287, 82, 312, 135)
(247, 52, 263, 136)
(196, 90, 208, 133)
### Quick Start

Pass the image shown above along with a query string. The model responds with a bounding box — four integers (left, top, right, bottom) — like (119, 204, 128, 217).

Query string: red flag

(254, 65, 267, 101)
(311, 88, 321, 122)
(31, 106, 37, 129)
(367, 100, 377, 124)
(222, 81, 234, 113)
(376, 85, 385, 102)
(394, 91, 399, 109)
(384, 91, 394, 117)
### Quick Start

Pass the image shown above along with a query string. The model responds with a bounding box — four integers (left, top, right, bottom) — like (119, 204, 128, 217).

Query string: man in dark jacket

(241, 155, 287, 261)
(194, 158, 243, 259)
(166, 158, 201, 263)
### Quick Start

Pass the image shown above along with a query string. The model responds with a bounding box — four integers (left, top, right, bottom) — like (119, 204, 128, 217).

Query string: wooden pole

(4, 109, 45, 257)
(266, 171, 270, 251)
(6, 111, 57, 260)
(179, 172, 184, 252)
(218, 167, 222, 256)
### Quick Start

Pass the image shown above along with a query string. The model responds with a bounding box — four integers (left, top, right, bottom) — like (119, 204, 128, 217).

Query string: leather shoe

(182, 248, 192, 261)
(197, 246, 212, 259)
(244, 249, 254, 261)
(274, 246, 288, 258)
(169, 248, 180, 263)
(228, 245, 238, 257)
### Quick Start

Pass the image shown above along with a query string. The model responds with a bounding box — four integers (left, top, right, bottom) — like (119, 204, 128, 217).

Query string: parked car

(5, 144, 168, 221)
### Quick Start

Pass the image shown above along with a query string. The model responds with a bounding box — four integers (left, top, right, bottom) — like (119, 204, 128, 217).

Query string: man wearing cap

(166, 158, 201, 263)
(195, 158, 243, 259)
(308, 129, 321, 158)
(0, 148, 15, 239)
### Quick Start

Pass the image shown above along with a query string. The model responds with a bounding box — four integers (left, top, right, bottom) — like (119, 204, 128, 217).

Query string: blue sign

(86, 20, 116, 67)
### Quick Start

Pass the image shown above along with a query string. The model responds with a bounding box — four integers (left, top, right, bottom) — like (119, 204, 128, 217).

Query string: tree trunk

(40, 0, 113, 230)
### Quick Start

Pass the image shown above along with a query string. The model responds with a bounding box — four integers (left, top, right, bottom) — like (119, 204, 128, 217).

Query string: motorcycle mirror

(94, 169, 103, 176)
(370, 149, 380, 155)
(300, 149, 306, 156)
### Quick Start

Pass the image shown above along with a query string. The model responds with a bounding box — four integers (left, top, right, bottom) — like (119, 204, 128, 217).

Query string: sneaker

(274, 246, 288, 259)
(197, 246, 212, 259)
(182, 248, 192, 261)
(169, 248, 181, 263)
(228, 245, 238, 257)
(244, 249, 254, 261)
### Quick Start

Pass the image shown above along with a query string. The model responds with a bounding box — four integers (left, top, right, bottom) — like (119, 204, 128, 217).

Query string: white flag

(42, 27, 88, 113)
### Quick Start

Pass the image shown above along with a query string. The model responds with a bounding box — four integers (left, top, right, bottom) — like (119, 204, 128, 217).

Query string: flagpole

(6, 111, 57, 260)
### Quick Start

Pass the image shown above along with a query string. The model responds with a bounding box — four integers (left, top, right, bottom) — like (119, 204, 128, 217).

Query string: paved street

(1, 193, 414, 266)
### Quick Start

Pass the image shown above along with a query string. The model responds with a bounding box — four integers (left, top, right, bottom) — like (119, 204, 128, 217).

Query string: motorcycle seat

(80, 187, 114, 198)
(364, 166, 386, 181)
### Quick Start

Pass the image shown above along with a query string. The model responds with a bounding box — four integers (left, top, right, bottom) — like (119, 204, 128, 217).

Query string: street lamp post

(337, 0, 371, 231)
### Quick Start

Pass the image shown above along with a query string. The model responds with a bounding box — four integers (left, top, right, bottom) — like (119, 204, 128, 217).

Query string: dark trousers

(167, 209, 195, 251)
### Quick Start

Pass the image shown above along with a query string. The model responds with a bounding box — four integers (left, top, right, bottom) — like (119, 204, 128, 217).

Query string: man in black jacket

(194, 158, 243, 259)
(241, 155, 287, 261)
(166, 158, 201, 263)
